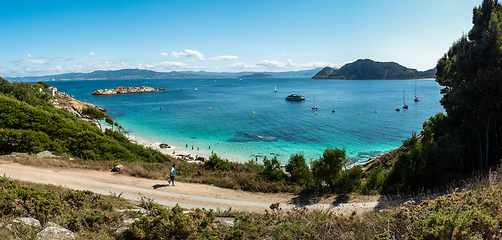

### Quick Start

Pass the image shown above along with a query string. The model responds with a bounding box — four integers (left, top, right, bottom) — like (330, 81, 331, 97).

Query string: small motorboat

(395, 108, 400, 111)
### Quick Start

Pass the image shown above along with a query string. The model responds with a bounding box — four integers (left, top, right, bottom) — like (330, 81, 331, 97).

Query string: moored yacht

(285, 93, 305, 101)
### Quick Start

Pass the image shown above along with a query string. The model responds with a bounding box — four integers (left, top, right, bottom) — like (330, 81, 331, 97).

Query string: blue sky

(1, 0, 482, 77)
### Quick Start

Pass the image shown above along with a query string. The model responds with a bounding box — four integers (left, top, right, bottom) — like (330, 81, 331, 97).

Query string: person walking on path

(168, 164, 176, 186)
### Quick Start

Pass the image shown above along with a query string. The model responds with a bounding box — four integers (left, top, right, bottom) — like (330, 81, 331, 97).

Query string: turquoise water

(49, 78, 444, 164)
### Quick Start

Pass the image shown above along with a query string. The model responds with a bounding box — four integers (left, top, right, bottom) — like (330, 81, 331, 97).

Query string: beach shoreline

(126, 133, 213, 163)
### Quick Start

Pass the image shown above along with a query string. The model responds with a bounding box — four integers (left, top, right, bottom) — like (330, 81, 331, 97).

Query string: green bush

(334, 166, 364, 194)
(204, 153, 229, 170)
(362, 165, 387, 193)
(311, 147, 346, 191)
(66, 209, 122, 232)
(0, 83, 170, 163)
(125, 204, 218, 240)
(285, 153, 313, 186)
(262, 156, 286, 181)
(271, 223, 314, 239)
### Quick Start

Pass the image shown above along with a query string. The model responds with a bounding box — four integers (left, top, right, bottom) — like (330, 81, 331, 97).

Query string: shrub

(204, 153, 229, 171)
(125, 204, 219, 240)
(334, 166, 364, 194)
(285, 153, 313, 186)
(311, 147, 346, 190)
(262, 156, 286, 181)
(362, 165, 387, 193)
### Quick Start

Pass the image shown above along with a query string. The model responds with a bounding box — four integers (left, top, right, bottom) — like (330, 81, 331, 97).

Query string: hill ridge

(312, 59, 436, 80)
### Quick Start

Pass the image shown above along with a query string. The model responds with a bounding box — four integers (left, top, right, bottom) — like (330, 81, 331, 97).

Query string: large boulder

(35, 226, 75, 240)
(112, 165, 124, 172)
(37, 151, 57, 158)
(13, 217, 41, 228)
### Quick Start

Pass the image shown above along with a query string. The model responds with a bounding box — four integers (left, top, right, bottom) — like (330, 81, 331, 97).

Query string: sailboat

(274, 85, 277, 92)
(311, 94, 318, 109)
(414, 80, 420, 102)
(403, 89, 409, 109)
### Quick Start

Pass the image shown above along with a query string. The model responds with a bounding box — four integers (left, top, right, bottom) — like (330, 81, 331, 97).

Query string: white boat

(195, 88, 197, 91)
(403, 89, 408, 109)
(274, 85, 277, 92)
(414, 80, 420, 102)
(311, 94, 318, 109)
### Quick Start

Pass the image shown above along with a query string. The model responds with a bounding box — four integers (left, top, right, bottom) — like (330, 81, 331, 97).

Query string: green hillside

(312, 59, 436, 79)
(0, 77, 169, 163)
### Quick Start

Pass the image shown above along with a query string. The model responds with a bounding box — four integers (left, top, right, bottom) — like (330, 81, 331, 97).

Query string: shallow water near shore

(49, 78, 444, 164)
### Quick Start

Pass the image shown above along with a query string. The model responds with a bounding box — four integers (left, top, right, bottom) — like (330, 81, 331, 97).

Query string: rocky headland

(312, 59, 436, 80)
(49, 89, 106, 120)
(92, 86, 165, 95)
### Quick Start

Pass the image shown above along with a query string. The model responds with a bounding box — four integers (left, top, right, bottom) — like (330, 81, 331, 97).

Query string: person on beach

(168, 164, 176, 186)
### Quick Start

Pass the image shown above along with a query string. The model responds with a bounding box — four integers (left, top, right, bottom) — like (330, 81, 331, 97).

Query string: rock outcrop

(36, 151, 58, 158)
(92, 86, 165, 95)
(49, 89, 106, 120)
(111, 165, 124, 172)
(35, 226, 75, 240)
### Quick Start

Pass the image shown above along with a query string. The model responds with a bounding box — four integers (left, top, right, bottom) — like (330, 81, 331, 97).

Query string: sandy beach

(127, 134, 213, 163)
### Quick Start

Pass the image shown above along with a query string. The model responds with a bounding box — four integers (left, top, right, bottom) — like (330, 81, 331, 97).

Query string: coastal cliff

(92, 86, 165, 95)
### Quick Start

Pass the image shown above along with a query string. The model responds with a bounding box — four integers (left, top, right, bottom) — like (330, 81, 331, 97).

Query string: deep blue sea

(48, 78, 444, 165)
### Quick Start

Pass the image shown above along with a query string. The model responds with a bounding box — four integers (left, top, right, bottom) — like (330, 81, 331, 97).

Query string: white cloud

(146, 61, 186, 68)
(208, 55, 239, 61)
(286, 59, 340, 69)
(27, 54, 34, 58)
(257, 60, 287, 68)
(171, 49, 205, 60)
(171, 51, 187, 57)
(185, 49, 205, 60)
(11, 55, 74, 65)
(228, 63, 257, 69)
(161, 52, 168, 56)
(89, 52, 95, 56)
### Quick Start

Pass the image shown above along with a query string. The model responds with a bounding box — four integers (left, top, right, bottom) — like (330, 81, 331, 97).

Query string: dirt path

(0, 159, 381, 214)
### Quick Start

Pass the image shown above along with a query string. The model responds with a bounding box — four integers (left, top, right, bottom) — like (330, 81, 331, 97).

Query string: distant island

(92, 86, 166, 95)
(312, 59, 436, 80)
(239, 73, 273, 78)
(7, 68, 322, 82)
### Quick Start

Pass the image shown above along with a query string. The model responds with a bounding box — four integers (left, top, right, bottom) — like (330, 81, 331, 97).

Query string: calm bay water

(49, 78, 444, 164)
